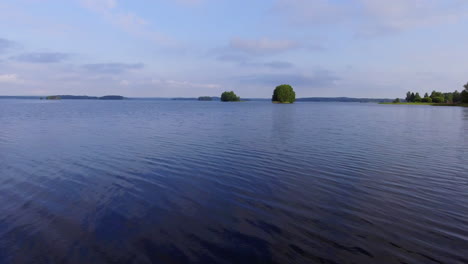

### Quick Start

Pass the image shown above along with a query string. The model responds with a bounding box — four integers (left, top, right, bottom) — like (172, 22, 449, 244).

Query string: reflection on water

(0, 100, 467, 263)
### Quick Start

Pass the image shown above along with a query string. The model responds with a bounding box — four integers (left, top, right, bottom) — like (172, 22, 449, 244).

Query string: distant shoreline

(380, 102, 468, 107)
(43, 95, 125, 100)
(0, 96, 394, 103)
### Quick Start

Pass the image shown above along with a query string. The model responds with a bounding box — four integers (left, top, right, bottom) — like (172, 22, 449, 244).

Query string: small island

(221, 91, 240, 102)
(272, 84, 296, 104)
(46, 96, 61, 100)
(99, 95, 125, 100)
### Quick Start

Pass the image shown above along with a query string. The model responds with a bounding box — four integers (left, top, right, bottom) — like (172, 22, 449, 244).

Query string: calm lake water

(0, 100, 467, 263)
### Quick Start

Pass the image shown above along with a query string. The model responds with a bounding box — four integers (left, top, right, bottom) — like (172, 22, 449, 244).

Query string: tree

(272, 84, 296, 103)
(462, 90, 468, 103)
(424, 92, 429, 98)
(410, 92, 416, 102)
(459, 83, 468, 103)
(221, 91, 240, 102)
(444, 93, 453, 103)
(422, 97, 432, 103)
(414, 92, 422, 102)
(430, 91, 445, 103)
(393, 98, 400, 103)
(430, 90, 443, 99)
(406, 91, 412, 102)
(453, 90, 461, 103)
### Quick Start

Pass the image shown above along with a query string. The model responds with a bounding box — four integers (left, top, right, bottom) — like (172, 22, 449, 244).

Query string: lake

(0, 100, 467, 263)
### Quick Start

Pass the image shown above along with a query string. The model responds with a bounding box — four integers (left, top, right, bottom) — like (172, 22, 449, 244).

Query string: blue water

(0, 100, 467, 263)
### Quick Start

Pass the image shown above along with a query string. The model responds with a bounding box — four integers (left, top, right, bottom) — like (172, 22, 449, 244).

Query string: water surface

(0, 100, 467, 263)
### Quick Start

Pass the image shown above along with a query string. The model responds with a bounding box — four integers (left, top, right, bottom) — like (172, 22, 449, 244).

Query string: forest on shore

(396, 82, 468, 104)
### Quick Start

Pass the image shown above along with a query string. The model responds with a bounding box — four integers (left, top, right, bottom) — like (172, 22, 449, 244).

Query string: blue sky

(1, 0, 468, 98)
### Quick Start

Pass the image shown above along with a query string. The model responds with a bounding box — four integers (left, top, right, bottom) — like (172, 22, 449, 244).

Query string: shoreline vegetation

(386, 83, 468, 107)
(2, 82, 468, 106)
(380, 102, 468, 107)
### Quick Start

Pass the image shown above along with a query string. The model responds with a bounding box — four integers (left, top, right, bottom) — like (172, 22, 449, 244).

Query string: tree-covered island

(221, 91, 240, 102)
(272, 84, 296, 103)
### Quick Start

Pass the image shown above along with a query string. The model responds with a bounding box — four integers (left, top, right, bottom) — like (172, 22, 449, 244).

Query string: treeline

(404, 83, 468, 104)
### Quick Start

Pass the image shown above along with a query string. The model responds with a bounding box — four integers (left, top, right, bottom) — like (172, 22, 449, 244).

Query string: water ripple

(0, 100, 467, 263)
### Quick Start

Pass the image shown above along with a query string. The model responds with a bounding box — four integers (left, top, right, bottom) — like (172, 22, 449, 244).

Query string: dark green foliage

(221, 91, 240, 102)
(432, 96, 445, 103)
(444, 93, 453, 103)
(99, 95, 124, 100)
(463, 83, 468, 103)
(430, 91, 444, 101)
(422, 97, 432, 103)
(414, 93, 422, 102)
(462, 90, 468, 103)
(402, 85, 468, 104)
(453, 90, 461, 103)
(393, 98, 400, 103)
(406, 92, 411, 102)
(272, 84, 296, 103)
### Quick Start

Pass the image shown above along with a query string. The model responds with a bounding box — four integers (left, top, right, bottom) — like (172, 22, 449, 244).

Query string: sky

(1, 0, 468, 98)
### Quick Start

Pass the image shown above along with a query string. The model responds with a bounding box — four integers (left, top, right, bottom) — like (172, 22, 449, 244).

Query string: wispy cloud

(11, 52, 70, 63)
(79, 0, 116, 12)
(0, 38, 18, 54)
(237, 70, 340, 87)
(274, 0, 468, 36)
(77, 0, 173, 44)
(263, 61, 294, 69)
(229, 37, 299, 55)
(216, 53, 294, 70)
(151, 79, 220, 89)
(273, 0, 348, 25)
(0, 74, 21, 83)
(357, 0, 468, 36)
(173, 0, 204, 6)
(83, 62, 144, 74)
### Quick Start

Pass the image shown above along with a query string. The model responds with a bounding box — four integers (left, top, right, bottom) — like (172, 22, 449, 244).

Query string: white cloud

(0, 74, 20, 83)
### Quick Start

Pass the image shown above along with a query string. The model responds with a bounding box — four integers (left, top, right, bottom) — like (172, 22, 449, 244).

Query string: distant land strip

(0, 96, 393, 103)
